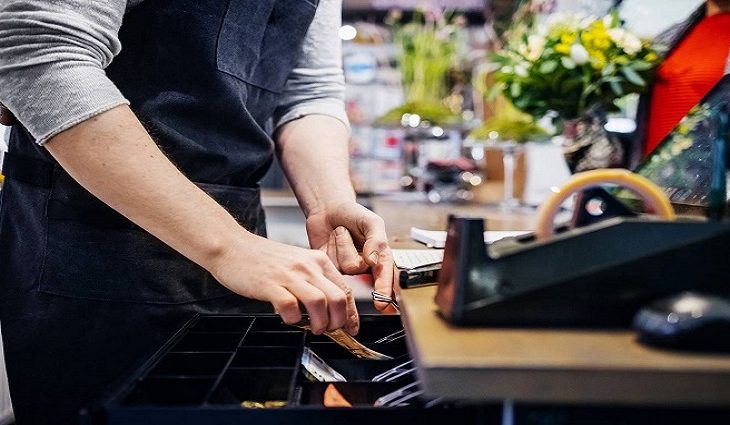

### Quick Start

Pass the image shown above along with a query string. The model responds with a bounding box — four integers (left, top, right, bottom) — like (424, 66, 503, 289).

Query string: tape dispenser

(435, 169, 730, 327)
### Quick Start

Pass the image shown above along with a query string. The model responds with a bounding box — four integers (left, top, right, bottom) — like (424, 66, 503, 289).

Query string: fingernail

(369, 252, 379, 265)
(347, 320, 359, 335)
(335, 226, 347, 236)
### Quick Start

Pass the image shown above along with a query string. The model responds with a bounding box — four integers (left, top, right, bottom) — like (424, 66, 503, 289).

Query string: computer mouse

(632, 292, 730, 352)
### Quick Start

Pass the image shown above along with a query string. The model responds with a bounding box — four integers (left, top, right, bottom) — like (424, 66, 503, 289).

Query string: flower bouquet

(491, 11, 663, 171)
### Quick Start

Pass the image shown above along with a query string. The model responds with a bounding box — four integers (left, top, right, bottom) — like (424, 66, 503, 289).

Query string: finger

(306, 251, 349, 331)
(343, 285, 359, 335)
(308, 274, 349, 332)
(358, 215, 389, 264)
(285, 280, 329, 334)
(381, 303, 399, 315)
(325, 231, 339, 269)
(363, 236, 394, 312)
(319, 259, 360, 335)
(327, 204, 383, 246)
(267, 286, 302, 325)
(371, 252, 394, 312)
(334, 226, 368, 275)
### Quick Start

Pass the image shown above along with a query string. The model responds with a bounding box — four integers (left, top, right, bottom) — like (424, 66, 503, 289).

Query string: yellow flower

(589, 50, 607, 70)
(560, 32, 577, 45)
(615, 56, 629, 65)
(644, 52, 658, 62)
(595, 37, 611, 50)
(555, 43, 571, 55)
(581, 22, 612, 53)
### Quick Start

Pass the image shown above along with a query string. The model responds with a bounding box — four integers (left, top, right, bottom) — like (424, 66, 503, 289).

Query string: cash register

(435, 75, 730, 328)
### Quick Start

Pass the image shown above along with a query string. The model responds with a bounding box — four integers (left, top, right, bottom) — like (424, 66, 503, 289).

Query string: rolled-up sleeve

(273, 0, 349, 130)
(0, 1, 129, 145)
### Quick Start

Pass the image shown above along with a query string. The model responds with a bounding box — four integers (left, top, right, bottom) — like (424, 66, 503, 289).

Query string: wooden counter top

(369, 193, 537, 248)
(371, 193, 730, 407)
(397, 285, 730, 406)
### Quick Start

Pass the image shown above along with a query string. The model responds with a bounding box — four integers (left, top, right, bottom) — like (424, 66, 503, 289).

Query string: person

(0, 1, 394, 424)
(631, 0, 730, 165)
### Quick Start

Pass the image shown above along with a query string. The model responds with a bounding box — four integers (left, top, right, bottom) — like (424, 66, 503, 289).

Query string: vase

(481, 139, 526, 210)
(560, 112, 624, 173)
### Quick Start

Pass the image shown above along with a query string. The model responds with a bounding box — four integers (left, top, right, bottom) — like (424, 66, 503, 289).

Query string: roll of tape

(535, 169, 675, 240)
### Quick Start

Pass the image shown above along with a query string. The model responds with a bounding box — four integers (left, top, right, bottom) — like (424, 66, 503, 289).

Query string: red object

(645, 12, 730, 156)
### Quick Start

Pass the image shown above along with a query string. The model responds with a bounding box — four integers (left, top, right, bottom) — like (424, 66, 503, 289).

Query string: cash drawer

(88, 314, 498, 425)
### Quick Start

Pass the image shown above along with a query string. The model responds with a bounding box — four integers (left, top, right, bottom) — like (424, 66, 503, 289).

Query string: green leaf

(560, 78, 583, 95)
(510, 81, 522, 98)
(602, 62, 616, 77)
(514, 97, 530, 110)
(622, 67, 646, 86)
(539, 60, 558, 74)
(561, 57, 576, 70)
(631, 60, 654, 71)
(550, 69, 566, 93)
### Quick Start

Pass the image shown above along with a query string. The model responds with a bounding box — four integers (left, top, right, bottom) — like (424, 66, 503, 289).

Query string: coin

(240, 401, 265, 409)
(264, 400, 287, 408)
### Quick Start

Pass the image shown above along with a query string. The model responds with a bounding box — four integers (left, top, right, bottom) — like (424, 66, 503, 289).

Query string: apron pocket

(38, 181, 266, 304)
(216, 0, 317, 93)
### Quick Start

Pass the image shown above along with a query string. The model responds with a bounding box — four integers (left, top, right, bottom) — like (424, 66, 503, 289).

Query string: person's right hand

(209, 230, 359, 335)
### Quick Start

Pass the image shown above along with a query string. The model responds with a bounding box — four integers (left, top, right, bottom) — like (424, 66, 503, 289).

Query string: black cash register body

(436, 76, 730, 328)
(435, 216, 730, 327)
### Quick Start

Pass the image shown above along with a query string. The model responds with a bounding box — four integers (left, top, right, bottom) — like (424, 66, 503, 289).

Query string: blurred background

(259, 0, 705, 248)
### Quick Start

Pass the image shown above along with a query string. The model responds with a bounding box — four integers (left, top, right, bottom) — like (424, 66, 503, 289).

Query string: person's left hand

(305, 201, 395, 313)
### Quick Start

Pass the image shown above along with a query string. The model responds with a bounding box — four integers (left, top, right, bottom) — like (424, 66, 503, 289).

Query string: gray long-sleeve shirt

(0, 0, 348, 145)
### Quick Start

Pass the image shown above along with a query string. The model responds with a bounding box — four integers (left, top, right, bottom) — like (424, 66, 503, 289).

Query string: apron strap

(0, 104, 18, 126)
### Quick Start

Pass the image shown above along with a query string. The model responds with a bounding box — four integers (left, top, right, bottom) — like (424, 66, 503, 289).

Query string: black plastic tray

(90, 314, 497, 425)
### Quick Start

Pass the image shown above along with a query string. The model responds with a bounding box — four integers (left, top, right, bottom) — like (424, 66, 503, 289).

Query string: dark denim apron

(0, 0, 318, 423)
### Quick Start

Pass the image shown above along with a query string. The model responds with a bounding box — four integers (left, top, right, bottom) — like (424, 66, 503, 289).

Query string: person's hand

(209, 232, 358, 335)
(305, 201, 395, 313)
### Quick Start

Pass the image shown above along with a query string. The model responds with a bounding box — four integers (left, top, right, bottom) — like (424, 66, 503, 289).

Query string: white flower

(608, 28, 626, 44)
(579, 15, 597, 29)
(547, 12, 586, 29)
(545, 12, 582, 37)
(517, 43, 529, 57)
(515, 63, 529, 77)
(622, 33, 642, 55)
(570, 44, 590, 65)
(602, 15, 614, 28)
(526, 35, 546, 61)
(608, 28, 643, 56)
(561, 56, 576, 69)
